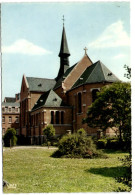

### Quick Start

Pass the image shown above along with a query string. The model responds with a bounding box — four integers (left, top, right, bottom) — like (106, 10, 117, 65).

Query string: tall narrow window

(9, 116, 12, 123)
(51, 111, 54, 124)
(78, 93, 82, 113)
(2, 107, 5, 112)
(9, 107, 11, 112)
(61, 111, 64, 124)
(36, 113, 38, 126)
(56, 111, 59, 124)
(2, 128, 5, 136)
(2, 116, 5, 123)
(92, 89, 99, 102)
(16, 116, 19, 123)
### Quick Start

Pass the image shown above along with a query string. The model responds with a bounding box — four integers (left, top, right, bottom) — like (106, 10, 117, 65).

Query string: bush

(97, 139, 107, 149)
(115, 155, 132, 192)
(52, 133, 106, 159)
(43, 124, 55, 148)
(3, 128, 17, 147)
(106, 138, 119, 150)
(77, 128, 86, 136)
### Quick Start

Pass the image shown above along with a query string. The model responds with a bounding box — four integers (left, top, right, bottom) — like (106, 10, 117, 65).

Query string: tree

(83, 82, 131, 147)
(3, 128, 17, 147)
(43, 124, 55, 148)
(124, 65, 131, 79)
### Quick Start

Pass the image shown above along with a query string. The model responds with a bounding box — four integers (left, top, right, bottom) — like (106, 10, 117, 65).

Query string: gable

(62, 54, 93, 92)
(20, 74, 29, 100)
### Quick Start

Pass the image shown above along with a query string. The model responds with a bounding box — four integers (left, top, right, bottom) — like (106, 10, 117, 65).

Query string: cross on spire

(84, 47, 88, 54)
(62, 15, 65, 26)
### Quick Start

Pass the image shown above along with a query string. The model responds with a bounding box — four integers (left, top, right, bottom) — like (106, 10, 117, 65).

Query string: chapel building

(20, 23, 119, 144)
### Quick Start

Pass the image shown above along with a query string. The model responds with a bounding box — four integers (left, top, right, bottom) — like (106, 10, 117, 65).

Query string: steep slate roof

(54, 63, 77, 89)
(26, 77, 56, 92)
(59, 26, 70, 57)
(4, 97, 16, 103)
(32, 90, 68, 111)
(2, 102, 20, 107)
(72, 60, 119, 89)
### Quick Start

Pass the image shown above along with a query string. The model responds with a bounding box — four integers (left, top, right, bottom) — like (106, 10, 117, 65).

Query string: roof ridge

(99, 61, 106, 81)
(26, 76, 55, 80)
(85, 61, 99, 83)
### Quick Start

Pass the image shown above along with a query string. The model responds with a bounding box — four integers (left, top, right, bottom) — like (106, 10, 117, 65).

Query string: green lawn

(3, 147, 130, 193)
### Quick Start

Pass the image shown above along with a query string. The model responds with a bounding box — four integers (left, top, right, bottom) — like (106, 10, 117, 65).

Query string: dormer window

(53, 98, 57, 101)
(108, 73, 112, 76)
(38, 83, 42, 87)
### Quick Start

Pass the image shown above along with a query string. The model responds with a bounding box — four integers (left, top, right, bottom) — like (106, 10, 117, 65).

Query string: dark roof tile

(32, 90, 68, 111)
(26, 77, 56, 92)
(2, 102, 20, 107)
(72, 61, 119, 89)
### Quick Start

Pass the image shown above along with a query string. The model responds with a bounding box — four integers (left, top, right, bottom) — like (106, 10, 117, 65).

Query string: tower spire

(62, 15, 65, 26)
(56, 16, 70, 81)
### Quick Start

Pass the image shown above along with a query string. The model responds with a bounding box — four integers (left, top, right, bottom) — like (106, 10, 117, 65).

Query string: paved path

(3, 146, 57, 151)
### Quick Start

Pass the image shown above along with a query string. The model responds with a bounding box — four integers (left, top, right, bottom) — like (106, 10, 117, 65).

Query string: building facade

(18, 23, 120, 144)
(2, 96, 20, 136)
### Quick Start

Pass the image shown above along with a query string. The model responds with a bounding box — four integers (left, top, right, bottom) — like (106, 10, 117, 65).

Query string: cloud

(113, 54, 126, 59)
(88, 21, 130, 48)
(2, 39, 52, 55)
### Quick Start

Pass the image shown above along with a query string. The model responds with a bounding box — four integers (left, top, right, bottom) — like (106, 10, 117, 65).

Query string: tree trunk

(10, 139, 11, 149)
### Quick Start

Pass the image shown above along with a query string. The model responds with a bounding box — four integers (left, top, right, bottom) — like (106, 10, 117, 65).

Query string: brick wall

(67, 82, 111, 134)
(30, 107, 72, 137)
(2, 113, 20, 136)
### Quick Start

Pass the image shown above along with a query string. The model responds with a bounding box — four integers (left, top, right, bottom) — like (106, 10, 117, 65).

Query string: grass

(3, 147, 130, 193)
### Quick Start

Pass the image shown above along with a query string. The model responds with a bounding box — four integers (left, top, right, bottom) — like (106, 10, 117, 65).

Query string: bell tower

(55, 16, 70, 81)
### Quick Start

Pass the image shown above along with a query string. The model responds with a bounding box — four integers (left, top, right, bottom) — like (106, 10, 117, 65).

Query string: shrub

(97, 139, 107, 149)
(52, 133, 106, 159)
(106, 138, 119, 150)
(43, 124, 55, 148)
(115, 155, 132, 192)
(77, 128, 86, 136)
(3, 128, 17, 147)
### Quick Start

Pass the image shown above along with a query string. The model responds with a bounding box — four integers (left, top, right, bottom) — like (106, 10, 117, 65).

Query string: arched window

(78, 92, 82, 113)
(92, 89, 99, 102)
(61, 111, 64, 124)
(56, 111, 59, 124)
(51, 111, 54, 124)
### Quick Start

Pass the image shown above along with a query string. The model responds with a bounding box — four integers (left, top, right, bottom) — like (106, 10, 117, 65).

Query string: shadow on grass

(102, 149, 128, 154)
(86, 166, 128, 178)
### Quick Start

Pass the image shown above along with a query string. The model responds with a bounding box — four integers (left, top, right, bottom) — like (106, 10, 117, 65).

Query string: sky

(1, 1, 130, 100)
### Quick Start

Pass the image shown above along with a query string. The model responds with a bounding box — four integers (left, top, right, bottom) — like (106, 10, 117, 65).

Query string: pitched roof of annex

(31, 90, 69, 111)
(71, 60, 120, 90)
